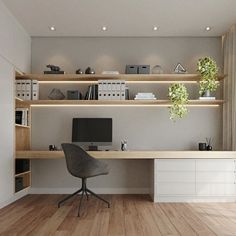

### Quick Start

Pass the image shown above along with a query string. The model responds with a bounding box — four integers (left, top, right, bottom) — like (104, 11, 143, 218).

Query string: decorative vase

(207, 145, 213, 151)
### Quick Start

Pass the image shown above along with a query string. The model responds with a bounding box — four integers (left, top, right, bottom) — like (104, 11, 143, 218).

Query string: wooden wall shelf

(15, 171, 31, 177)
(16, 74, 226, 82)
(25, 99, 224, 106)
(15, 124, 30, 128)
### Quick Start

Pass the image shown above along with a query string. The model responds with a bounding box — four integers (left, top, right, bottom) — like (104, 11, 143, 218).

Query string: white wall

(0, 0, 31, 73)
(30, 37, 223, 194)
(32, 37, 222, 74)
(0, 1, 31, 208)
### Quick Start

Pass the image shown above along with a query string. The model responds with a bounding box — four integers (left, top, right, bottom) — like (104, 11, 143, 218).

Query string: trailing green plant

(168, 83, 189, 121)
(197, 57, 219, 96)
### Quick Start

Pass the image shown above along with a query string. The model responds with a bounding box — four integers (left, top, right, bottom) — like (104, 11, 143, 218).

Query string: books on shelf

(134, 93, 157, 100)
(98, 80, 126, 100)
(15, 108, 29, 126)
(199, 97, 216, 100)
(15, 80, 39, 100)
(84, 85, 98, 100)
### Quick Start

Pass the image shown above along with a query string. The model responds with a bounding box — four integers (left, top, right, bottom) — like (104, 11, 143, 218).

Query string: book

(15, 108, 29, 126)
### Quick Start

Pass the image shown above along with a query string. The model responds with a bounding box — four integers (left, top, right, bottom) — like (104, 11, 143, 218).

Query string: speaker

(15, 177, 24, 192)
(15, 159, 30, 174)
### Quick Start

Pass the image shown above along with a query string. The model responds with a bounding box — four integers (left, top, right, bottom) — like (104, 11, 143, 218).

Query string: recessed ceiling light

(102, 26, 107, 31)
(153, 26, 158, 31)
(49, 26, 56, 31)
(205, 26, 211, 31)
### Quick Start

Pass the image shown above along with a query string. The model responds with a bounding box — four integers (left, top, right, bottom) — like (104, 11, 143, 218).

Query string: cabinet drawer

(196, 172, 235, 183)
(196, 183, 236, 196)
(156, 171, 195, 183)
(155, 160, 195, 171)
(196, 160, 235, 171)
(156, 183, 195, 195)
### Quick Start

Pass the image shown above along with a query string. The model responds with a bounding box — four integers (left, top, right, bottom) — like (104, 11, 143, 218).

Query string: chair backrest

(61, 143, 93, 177)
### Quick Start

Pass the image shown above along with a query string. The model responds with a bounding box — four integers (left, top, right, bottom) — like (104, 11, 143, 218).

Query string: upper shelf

(16, 74, 226, 82)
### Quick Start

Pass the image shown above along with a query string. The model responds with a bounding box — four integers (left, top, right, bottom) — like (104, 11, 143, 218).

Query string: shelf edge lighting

(38, 81, 198, 84)
(30, 104, 220, 108)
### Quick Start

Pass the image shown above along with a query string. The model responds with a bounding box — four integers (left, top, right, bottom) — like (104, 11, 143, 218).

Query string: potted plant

(197, 57, 219, 97)
(168, 83, 189, 121)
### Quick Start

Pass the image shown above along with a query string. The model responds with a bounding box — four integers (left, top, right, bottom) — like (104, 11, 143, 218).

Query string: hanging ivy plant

(168, 83, 189, 121)
(197, 57, 219, 96)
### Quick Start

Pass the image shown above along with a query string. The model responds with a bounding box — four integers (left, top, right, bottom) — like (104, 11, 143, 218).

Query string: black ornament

(76, 69, 83, 74)
(46, 64, 61, 72)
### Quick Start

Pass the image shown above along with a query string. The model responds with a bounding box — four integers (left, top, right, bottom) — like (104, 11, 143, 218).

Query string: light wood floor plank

(173, 203, 216, 236)
(153, 204, 180, 236)
(159, 203, 197, 236)
(134, 195, 162, 236)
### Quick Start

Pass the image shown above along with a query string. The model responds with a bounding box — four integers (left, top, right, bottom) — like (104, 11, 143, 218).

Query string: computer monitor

(72, 118, 112, 150)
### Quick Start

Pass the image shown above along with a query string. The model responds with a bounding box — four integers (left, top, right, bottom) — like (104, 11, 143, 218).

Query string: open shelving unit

(16, 73, 226, 107)
(14, 96, 31, 193)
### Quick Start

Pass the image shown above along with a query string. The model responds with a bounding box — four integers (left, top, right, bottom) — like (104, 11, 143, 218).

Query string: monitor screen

(72, 118, 112, 144)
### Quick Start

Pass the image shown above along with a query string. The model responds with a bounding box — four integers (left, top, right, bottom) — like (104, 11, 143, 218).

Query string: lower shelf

(15, 171, 31, 193)
(25, 99, 225, 106)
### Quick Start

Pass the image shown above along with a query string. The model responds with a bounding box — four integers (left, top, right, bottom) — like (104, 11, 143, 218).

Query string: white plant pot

(203, 90, 211, 97)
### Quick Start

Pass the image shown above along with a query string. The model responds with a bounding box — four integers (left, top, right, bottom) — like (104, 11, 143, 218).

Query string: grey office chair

(58, 143, 110, 217)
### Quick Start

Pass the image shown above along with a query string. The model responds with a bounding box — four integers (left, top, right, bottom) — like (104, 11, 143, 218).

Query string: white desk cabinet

(154, 159, 236, 202)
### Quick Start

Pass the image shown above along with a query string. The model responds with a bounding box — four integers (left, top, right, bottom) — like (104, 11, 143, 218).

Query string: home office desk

(16, 150, 236, 160)
(16, 150, 236, 202)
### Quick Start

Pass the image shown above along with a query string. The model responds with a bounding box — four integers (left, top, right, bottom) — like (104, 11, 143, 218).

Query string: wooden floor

(1, 195, 236, 236)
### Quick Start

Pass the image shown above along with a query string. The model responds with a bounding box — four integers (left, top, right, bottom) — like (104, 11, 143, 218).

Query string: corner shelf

(15, 170, 31, 177)
(25, 99, 225, 107)
(16, 73, 226, 83)
(15, 124, 30, 128)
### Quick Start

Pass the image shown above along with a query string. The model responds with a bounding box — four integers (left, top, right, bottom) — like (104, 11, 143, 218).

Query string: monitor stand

(88, 145, 98, 151)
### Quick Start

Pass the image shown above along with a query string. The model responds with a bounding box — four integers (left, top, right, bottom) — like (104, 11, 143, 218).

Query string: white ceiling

(3, 0, 236, 37)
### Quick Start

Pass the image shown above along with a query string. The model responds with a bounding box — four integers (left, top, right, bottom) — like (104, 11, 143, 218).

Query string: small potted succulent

(168, 83, 189, 121)
(197, 57, 219, 97)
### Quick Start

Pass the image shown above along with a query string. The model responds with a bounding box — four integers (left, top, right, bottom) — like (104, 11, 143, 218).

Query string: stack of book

(98, 80, 126, 100)
(134, 93, 157, 100)
(15, 80, 39, 100)
(84, 85, 98, 100)
(15, 108, 29, 126)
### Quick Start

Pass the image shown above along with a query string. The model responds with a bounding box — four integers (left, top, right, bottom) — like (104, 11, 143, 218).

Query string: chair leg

(86, 188, 110, 208)
(85, 190, 89, 200)
(58, 188, 82, 208)
(78, 190, 85, 217)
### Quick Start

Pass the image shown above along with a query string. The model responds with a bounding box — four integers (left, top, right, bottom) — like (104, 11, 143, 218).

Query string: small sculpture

(44, 64, 64, 74)
(76, 69, 83, 74)
(48, 88, 65, 100)
(174, 63, 187, 74)
(85, 67, 95, 74)
(47, 64, 61, 72)
(152, 65, 164, 74)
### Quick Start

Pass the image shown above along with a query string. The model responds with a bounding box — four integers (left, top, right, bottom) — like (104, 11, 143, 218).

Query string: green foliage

(168, 83, 189, 121)
(197, 57, 219, 96)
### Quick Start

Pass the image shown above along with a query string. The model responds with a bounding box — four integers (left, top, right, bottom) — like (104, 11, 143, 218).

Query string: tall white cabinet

(0, 56, 15, 207)
(154, 159, 236, 202)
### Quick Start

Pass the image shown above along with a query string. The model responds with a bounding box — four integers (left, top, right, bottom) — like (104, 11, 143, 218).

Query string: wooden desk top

(15, 150, 236, 160)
